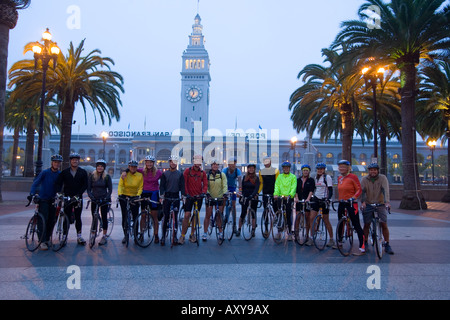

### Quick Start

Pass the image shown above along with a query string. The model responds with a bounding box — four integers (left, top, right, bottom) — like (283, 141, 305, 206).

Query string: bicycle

(332, 199, 355, 257)
(239, 195, 262, 241)
(183, 194, 204, 246)
(117, 195, 140, 248)
(260, 194, 275, 240)
(223, 191, 237, 241)
(87, 199, 114, 248)
(22, 195, 46, 252)
(162, 197, 180, 248)
(272, 196, 292, 244)
(294, 199, 308, 246)
(311, 200, 329, 251)
(206, 196, 225, 245)
(51, 194, 80, 252)
(133, 197, 158, 248)
(364, 203, 388, 259)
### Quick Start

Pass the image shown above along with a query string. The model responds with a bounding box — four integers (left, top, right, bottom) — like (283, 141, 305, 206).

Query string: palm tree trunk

(442, 130, 450, 202)
(340, 103, 353, 161)
(59, 103, 74, 170)
(379, 124, 387, 176)
(10, 126, 19, 176)
(399, 62, 427, 210)
(0, 23, 10, 202)
(24, 117, 35, 177)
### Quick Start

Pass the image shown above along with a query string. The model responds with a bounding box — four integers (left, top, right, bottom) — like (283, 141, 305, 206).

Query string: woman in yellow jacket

(118, 160, 143, 243)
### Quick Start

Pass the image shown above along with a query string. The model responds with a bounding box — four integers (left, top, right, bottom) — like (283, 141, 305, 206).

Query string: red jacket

(183, 167, 208, 196)
(337, 173, 362, 200)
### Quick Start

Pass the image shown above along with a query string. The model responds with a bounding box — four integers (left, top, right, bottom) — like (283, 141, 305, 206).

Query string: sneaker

(235, 229, 241, 237)
(218, 232, 224, 241)
(305, 238, 314, 246)
(287, 233, 294, 241)
(154, 234, 159, 244)
(99, 236, 107, 246)
(385, 242, 394, 255)
(160, 238, 165, 246)
(327, 239, 335, 247)
(202, 233, 208, 242)
(77, 236, 86, 245)
(251, 228, 256, 238)
(122, 236, 127, 244)
(39, 242, 49, 251)
(178, 235, 185, 245)
(353, 247, 366, 256)
(189, 234, 197, 243)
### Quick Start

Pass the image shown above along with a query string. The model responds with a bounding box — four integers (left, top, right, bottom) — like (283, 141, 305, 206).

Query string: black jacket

(55, 167, 88, 197)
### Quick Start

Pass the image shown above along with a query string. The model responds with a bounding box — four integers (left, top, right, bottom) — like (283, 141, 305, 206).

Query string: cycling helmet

(281, 161, 291, 167)
(210, 159, 219, 165)
(168, 155, 178, 161)
(316, 162, 326, 169)
(51, 154, 63, 162)
(69, 152, 81, 159)
(193, 154, 203, 164)
(96, 159, 107, 167)
(338, 160, 351, 166)
(247, 163, 257, 168)
(128, 160, 138, 167)
(301, 164, 311, 171)
(367, 162, 379, 170)
(145, 155, 156, 162)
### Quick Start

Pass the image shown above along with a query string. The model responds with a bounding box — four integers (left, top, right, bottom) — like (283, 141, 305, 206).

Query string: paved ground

(0, 190, 449, 304)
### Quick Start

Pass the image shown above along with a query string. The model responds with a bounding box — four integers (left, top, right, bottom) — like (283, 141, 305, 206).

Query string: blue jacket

(30, 168, 61, 201)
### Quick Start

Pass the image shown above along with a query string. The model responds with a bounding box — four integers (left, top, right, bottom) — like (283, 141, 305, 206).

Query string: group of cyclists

(29, 152, 394, 256)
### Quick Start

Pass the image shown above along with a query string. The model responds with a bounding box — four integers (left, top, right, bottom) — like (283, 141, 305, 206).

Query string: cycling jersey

(314, 174, 333, 200)
(337, 173, 362, 200)
(222, 167, 242, 188)
(207, 170, 228, 198)
(274, 173, 297, 197)
(118, 171, 143, 197)
(258, 167, 279, 194)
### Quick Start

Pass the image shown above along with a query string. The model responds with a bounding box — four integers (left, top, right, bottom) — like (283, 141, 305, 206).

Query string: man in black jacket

(55, 153, 88, 245)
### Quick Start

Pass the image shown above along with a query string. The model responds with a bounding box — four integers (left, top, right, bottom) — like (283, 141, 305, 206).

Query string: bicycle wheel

(224, 206, 234, 241)
(295, 212, 307, 245)
(25, 213, 45, 252)
(312, 214, 327, 251)
(192, 211, 200, 246)
(51, 213, 69, 252)
(170, 211, 177, 248)
(336, 218, 353, 256)
(134, 211, 154, 248)
(272, 211, 286, 244)
(106, 208, 114, 237)
(373, 219, 383, 259)
(242, 209, 254, 241)
(261, 207, 272, 239)
(178, 206, 184, 235)
(215, 210, 225, 245)
(89, 214, 99, 249)
(124, 213, 132, 248)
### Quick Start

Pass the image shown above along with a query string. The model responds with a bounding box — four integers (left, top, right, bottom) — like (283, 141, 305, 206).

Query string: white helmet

(145, 155, 156, 162)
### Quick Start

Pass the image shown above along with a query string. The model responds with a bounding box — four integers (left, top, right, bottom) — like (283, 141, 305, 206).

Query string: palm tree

(334, 0, 450, 209)
(0, 0, 31, 201)
(8, 39, 124, 169)
(289, 47, 369, 162)
(416, 60, 450, 201)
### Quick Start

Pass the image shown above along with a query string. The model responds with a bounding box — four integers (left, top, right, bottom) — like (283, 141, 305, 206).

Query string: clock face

(186, 86, 203, 102)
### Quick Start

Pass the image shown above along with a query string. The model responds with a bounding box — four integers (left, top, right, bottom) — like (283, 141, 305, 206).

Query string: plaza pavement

(0, 190, 449, 302)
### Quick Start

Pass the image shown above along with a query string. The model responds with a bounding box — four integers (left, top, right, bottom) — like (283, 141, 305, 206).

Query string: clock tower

(180, 14, 211, 136)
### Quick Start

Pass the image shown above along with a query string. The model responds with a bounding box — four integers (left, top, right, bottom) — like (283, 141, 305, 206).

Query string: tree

(8, 39, 124, 169)
(0, 0, 30, 201)
(334, 0, 450, 209)
(416, 60, 450, 201)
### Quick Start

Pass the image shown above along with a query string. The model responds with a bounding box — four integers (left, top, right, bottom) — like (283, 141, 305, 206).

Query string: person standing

(295, 164, 315, 244)
(28, 154, 63, 250)
(55, 153, 88, 245)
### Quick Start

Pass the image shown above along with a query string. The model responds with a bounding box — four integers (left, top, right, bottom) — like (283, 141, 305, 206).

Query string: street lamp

(428, 140, 437, 185)
(290, 136, 297, 171)
(31, 28, 60, 177)
(362, 65, 385, 164)
(101, 131, 108, 160)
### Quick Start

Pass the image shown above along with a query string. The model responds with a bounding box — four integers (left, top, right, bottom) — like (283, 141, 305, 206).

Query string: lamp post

(31, 28, 60, 177)
(428, 140, 437, 185)
(101, 131, 108, 160)
(362, 66, 385, 164)
(290, 136, 297, 173)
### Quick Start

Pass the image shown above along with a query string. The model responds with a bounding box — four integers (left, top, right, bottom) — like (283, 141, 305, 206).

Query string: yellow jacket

(118, 171, 143, 197)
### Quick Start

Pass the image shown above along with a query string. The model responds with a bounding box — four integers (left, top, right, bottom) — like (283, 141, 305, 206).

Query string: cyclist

(273, 161, 297, 238)
(236, 163, 260, 237)
(28, 154, 63, 250)
(222, 157, 242, 235)
(203, 159, 228, 241)
(258, 156, 279, 237)
(159, 155, 185, 246)
(87, 159, 113, 246)
(295, 164, 315, 244)
(361, 163, 394, 254)
(336, 159, 365, 255)
(55, 152, 88, 245)
(138, 156, 162, 244)
(310, 162, 334, 247)
(118, 160, 143, 244)
(179, 154, 207, 245)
